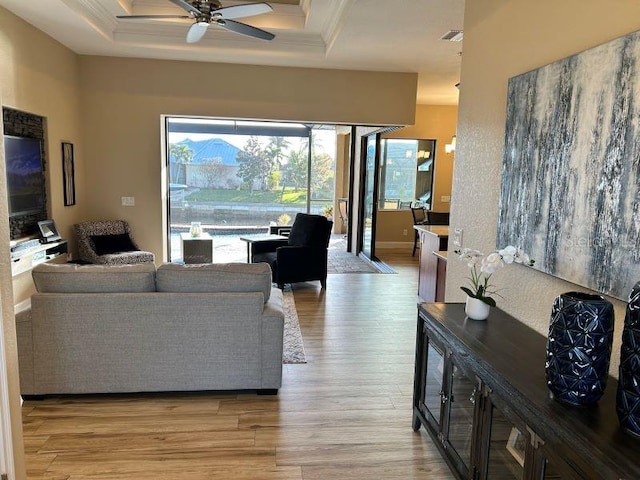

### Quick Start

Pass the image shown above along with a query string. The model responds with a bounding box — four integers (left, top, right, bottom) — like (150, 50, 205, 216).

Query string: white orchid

(481, 252, 504, 274)
(457, 248, 483, 268)
(498, 245, 517, 264)
(455, 244, 535, 306)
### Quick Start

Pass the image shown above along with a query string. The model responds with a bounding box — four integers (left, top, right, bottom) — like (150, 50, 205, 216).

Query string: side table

(239, 234, 288, 263)
(180, 232, 213, 264)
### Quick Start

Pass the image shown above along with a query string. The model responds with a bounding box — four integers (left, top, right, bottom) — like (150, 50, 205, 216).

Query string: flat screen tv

(4, 135, 45, 217)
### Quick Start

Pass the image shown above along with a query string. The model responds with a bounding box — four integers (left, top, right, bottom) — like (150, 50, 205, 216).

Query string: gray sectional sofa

(16, 262, 284, 396)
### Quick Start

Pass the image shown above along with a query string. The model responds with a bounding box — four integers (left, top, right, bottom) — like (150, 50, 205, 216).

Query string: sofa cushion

(32, 263, 156, 293)
(156, 262, 272, 302)
(90, 234, 139, 255)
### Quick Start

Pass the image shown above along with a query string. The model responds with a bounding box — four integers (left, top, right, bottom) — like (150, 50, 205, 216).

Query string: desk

(12, 239, 69, 304)
(180, 232, 213, 264)
(239, 234, 288, 263)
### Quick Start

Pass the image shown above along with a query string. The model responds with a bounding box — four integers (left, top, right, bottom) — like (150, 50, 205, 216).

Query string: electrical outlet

(441, 195, 451, 203)
(403, 229, 408, 236)
(121, 196, 135, 206)
(453, 228, 463, 248)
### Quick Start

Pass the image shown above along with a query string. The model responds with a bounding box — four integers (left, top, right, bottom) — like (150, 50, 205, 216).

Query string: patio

(169, 227, 348, 265)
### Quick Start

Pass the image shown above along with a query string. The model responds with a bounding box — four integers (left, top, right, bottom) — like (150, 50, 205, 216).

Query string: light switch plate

(453, 227, 463, 248)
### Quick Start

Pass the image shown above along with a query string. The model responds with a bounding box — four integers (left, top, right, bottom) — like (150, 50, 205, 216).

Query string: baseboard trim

(376, 241, 413, 251)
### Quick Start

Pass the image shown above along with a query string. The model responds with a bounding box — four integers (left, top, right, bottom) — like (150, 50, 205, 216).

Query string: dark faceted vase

(617, 282, 640, 438)
(545, 291, 614, 406)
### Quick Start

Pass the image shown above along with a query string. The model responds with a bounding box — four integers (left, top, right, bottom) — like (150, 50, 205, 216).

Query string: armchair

(251, 213, 333, 289)
(75, 220, 155, 265)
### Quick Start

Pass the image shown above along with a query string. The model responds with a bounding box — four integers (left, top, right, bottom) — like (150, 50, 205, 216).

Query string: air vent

(441, 30, 463, 42)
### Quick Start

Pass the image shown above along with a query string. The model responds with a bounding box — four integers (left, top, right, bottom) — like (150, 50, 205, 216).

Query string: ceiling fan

(117, 0, 275, 43)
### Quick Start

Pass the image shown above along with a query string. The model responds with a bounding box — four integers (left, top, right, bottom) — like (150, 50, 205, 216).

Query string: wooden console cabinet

(413, 302, 640, 480)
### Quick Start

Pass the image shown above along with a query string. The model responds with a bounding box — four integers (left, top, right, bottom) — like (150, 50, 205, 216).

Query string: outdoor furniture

(269, 225, 292, 236)
(383, 198, 400, 209)
(338, 198, 348, 237)
(74, 220, 154, 264)
(251, 213, 333, 289)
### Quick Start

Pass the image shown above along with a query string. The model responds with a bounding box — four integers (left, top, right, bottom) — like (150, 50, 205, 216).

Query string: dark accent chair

(251, 213, 333, 289)
(411, 206, 428, 256)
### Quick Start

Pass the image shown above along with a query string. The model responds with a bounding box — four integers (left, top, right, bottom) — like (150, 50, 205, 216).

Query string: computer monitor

(37, 220, 61, 243)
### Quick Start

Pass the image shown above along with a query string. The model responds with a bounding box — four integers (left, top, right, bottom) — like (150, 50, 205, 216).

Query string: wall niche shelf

(11, 239, 68, 278)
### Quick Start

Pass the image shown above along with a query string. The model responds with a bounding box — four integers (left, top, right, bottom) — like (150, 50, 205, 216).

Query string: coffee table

(239, 234, 288, 263)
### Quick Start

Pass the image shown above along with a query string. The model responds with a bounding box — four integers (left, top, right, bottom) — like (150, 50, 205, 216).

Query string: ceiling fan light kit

(117, 0, 275, 43)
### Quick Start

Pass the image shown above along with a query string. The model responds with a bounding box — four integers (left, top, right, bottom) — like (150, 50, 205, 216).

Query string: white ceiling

(0, 0, 464, 105)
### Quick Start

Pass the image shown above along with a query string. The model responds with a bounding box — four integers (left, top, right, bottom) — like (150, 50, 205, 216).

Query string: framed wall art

(62, 141, 75, 206)
(497, 30, 640, 301)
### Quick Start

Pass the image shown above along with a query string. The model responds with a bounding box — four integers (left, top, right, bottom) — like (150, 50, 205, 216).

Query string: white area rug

(328, 250, 379, 274)
(282, 286, 306, 364)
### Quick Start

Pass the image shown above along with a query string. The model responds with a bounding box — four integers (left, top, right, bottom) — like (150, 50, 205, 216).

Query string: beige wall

(385, 104, 458, 212)
(375, 209, 414, 247)
(376, 105, 458, 249)
(78, 56, 417, 261)
(0, 6, 85, 478)
(449, 0, 640, 375)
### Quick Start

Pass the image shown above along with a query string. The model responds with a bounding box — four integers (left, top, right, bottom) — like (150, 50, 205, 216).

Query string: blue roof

(173, 138, 242, 166)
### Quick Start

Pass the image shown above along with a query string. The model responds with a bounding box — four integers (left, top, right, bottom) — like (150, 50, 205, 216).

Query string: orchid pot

(465, 295, 491, 321)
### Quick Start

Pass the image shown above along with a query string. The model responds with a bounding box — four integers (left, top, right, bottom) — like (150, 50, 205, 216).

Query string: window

(378, 138, 436, 209)
(164, 117, 337, 262)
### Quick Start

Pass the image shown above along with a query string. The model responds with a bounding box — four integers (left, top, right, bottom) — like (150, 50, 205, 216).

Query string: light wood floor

(21, 250, 454, 480)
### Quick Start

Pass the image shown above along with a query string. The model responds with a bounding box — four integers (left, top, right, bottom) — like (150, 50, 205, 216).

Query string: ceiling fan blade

(186, 21, 210, 43)
(116, 15, 190, 19)
(168, 0, 202, 15)
(215, 3, 273, 20)
(217, 19, 275, 41)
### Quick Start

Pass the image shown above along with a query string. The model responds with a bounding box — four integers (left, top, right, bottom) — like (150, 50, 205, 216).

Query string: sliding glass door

(165, 117, 336, 262)
(360, 134, 379, 260)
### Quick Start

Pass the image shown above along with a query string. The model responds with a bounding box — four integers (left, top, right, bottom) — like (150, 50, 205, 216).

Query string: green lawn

(185, 188, 308, 204)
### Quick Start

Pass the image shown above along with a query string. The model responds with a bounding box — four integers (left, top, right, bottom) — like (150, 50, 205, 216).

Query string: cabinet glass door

(486, 405, 525, 479)
(423, 340, 445, 426)
(444, 361, 476, 474)
(540, 451, 583, 480)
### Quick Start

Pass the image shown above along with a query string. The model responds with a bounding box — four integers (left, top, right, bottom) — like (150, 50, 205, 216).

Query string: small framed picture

(62, 142, 75, 206)
(506, 427, 526, 467)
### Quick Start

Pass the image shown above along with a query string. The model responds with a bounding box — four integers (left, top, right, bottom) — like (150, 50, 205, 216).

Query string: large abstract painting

(497, 30, 640, 301)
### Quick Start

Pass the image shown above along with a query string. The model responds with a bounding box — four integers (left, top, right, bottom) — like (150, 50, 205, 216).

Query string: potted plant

(455, 245, 534, 320)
